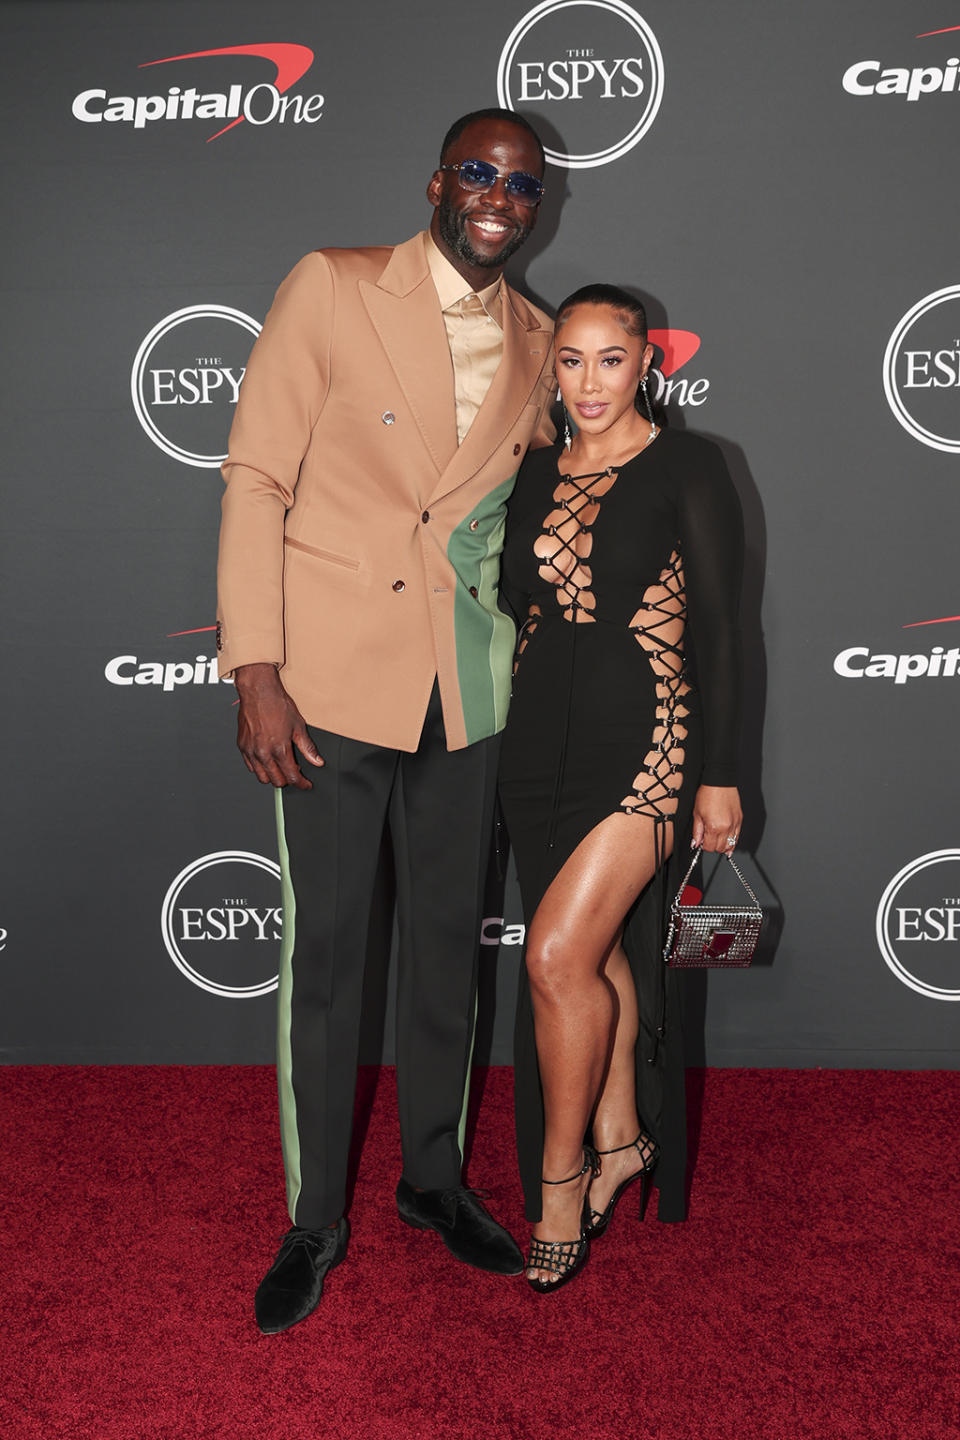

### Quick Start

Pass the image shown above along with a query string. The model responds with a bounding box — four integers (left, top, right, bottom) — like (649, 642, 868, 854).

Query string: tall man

(216, 109, 555, 1332)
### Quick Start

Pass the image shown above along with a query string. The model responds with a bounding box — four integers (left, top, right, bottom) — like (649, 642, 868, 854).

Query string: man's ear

(426, 171, 443, 210)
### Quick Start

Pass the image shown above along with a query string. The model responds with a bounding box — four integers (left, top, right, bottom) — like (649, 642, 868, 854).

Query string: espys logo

(105, 625, 232, 694)
(497, 0, 664, 169)
(843, 24, 960, 102)
(647, 329, 709, 408)
(834, 612, 960, 684)
(877, 851, 960, 1001)
(882, 286, 960, 454)
(72, 44, 322, 142)
(161, 851, 282, 998)
(131, 306, 260, 467)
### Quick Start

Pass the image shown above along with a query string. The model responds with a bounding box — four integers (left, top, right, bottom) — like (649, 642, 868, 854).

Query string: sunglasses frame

(438, 159, 545, 207)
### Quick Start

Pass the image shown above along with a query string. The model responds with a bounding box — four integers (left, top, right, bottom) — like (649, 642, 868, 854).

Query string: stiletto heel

(584, 1132, 659, 1239)
(526, 1146, 599, 1294)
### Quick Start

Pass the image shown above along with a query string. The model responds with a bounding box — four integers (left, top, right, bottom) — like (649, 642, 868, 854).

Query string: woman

(498, 285, 744, 1290)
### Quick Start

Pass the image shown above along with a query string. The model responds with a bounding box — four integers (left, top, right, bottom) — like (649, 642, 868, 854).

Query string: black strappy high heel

(583, 1133, 659, 1240)
(526, 1146, 600, 1294)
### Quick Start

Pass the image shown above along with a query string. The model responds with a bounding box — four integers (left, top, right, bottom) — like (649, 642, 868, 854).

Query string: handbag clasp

(703, 929, 736, 960)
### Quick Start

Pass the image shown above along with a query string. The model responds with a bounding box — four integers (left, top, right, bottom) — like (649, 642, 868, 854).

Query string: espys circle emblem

(161, 850, 281, 998)
(131, 304, 260, 468)
(876, 850, 960, 1001)
(497, 0, 664, 169)
(882, 286, 960, 454)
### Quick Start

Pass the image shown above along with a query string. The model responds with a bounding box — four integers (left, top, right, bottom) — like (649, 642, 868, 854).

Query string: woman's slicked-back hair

(555, 284, 648, 341)
(555, 284, 659, 420)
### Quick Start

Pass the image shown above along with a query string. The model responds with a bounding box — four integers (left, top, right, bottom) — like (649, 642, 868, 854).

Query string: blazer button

(469, 519, 479, 532)
(513, 443, 521, 456)
(421, 510, 430, 523)
(392, 579, 405, 592)
(469, 586, 478, 598)
(382, 411, 396, 426)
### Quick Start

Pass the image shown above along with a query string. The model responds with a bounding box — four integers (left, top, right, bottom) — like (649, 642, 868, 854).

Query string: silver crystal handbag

(663, 846, 763, 968)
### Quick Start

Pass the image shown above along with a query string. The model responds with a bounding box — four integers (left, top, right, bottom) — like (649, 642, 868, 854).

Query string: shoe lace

(437, 1185, 491, 1209)
(275, 1225, 335, 1260)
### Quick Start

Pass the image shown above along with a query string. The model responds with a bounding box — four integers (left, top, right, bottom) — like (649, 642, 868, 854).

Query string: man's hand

(233, 663, 324, 789)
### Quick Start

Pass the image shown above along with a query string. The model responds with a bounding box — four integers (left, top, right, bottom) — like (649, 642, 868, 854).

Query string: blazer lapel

(426, 284, 552, 504)
(359, 234, 458, 476)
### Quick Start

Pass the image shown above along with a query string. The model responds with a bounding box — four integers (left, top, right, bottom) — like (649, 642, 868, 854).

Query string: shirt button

(513, 443, 521, 456)
(392, 579, 405, 592)
(469, 586, 478, 599)
(469, 519, 479, 532)
(421, 510, 430, 524)
(382, 411, 395, 426)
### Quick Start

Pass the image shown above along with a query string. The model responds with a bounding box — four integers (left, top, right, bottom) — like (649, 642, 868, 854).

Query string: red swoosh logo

(139, 44, 314, 142)
(167, 625, 238, 702)
(917, 26, 960, 36)
(902, 615, 960, 628)
(648, 330, 701, 377)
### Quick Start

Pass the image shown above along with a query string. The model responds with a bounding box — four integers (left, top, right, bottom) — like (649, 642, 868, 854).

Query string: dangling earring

(640, 375, 658, 441)
(562, 404, 572, 451)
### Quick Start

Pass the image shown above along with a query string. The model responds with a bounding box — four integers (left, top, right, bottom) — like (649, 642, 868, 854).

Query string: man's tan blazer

(217, 232, 555, 752)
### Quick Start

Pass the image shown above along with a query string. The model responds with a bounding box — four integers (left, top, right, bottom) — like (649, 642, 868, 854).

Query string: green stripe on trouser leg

(274, 787, 302, 1221)
(457, 989, 479, 1164)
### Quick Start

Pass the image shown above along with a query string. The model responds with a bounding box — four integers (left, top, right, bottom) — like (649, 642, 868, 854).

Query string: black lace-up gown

(498, 429, 743, 1223)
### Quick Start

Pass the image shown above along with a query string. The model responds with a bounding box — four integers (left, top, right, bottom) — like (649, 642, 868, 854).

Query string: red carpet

(2, 1066, 958, 1440)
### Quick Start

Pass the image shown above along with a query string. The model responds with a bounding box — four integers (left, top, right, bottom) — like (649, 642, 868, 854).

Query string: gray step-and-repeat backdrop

(3, 1, 958, 1066)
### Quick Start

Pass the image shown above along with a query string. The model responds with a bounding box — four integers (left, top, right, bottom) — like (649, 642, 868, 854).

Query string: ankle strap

(595, 1133, 646, 1157)
(542, 1145, 600, 1185)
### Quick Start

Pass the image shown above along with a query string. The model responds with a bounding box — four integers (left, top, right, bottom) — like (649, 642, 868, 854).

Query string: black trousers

(274, 682, 500, 1229)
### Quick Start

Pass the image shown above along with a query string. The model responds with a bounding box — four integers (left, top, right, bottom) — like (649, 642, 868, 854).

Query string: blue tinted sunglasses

(439, 159, 544, 207)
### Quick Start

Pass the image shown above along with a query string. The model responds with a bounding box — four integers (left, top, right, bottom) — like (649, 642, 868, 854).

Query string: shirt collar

(424, 231, 502, 323)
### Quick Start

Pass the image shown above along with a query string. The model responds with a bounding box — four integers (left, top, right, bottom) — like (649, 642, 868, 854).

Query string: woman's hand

(692, 786, 743, 854)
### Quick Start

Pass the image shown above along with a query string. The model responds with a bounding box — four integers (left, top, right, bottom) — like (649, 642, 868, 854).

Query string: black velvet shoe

(396, 1179, 524, 1275)
(254, 1218, 349, 1334)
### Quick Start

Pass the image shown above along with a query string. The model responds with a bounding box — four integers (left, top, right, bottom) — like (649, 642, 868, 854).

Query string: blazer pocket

(284, 536, 360, 571)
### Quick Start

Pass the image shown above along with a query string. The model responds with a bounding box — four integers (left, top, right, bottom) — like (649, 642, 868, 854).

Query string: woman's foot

(585, 1132, 658, 1238)
(526, 1148, 598, 1289)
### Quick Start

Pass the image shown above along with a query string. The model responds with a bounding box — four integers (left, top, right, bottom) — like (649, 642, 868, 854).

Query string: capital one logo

(497, 0, 664, 169)
(882, 287, 960, 454)
(161, 851, 281, 998)
(877, 851, 960, 1001)
(105, 625, 232, 694)
(72, 44, 323, 142)
(648, 329, 709, 408)
(834, 613, 960, 685)
(131, 306, 259, 467)
(843, 25, 960, 103)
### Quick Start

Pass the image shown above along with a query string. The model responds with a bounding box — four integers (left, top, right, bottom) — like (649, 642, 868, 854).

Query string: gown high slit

(498, 428, 743, 1223)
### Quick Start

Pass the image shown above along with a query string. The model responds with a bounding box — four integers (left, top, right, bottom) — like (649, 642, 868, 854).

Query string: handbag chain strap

(674, 845, 761, 911)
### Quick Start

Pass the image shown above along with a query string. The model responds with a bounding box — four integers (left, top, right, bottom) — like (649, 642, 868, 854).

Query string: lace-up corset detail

(532, 467, 619, 621)
(621, 548, 690, 819)
(521, 464, 691, 824)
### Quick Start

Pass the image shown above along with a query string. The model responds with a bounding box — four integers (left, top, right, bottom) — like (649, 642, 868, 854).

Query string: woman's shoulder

(655, 426, 725, 465)
(517, 439, 563, 476)
(511, 440, 562, 498)
(653, 427, 734, 492)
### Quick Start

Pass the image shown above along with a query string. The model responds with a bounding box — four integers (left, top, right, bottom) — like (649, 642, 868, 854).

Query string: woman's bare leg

(523, 813, 668, 1280)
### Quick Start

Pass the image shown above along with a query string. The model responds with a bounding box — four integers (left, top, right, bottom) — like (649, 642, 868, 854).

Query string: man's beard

(436, 196, 532, 270)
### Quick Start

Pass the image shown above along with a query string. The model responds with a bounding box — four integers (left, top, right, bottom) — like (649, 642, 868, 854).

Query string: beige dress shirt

(425, 232, 504, 445)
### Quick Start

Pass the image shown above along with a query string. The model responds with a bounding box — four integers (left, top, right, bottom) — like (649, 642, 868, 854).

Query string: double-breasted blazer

(217, 232, 555, 751)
